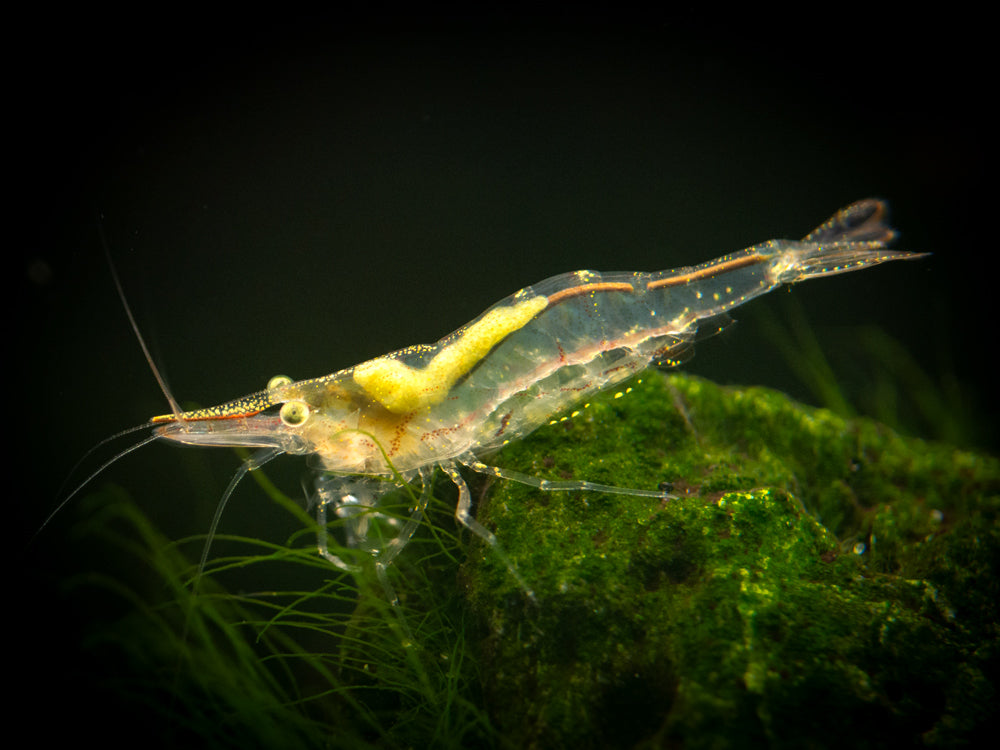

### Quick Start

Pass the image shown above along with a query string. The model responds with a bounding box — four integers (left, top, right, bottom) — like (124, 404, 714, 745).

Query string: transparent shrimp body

(152, 199, 925, 598)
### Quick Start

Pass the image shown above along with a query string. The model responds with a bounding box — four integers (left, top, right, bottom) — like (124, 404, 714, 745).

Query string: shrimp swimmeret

(65, 199, 928, 601)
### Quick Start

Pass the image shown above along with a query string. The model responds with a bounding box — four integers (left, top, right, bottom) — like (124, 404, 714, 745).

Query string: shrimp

(127, 198, 924, 601)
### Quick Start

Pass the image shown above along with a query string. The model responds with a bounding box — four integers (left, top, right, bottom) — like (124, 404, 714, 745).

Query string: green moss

(465, 373, 1000, 749)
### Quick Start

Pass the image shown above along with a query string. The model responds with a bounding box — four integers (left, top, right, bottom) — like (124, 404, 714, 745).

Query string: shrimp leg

(314, 469, 434, 605)
(460, 453, 671, 498)
(439, 461, 538, 602)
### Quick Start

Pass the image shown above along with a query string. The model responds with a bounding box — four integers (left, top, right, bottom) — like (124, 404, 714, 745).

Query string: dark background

(12, 13, 991, 744)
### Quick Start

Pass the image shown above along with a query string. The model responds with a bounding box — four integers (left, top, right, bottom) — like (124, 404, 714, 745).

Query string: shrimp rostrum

(139, 199, 924, 599)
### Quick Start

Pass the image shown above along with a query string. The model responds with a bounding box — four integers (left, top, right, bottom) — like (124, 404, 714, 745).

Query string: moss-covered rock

(464, 373, 999, 749)
(36, 372, 996, 749)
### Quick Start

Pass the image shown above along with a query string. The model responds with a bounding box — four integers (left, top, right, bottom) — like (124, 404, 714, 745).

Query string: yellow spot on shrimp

(353, 296, 548, 413)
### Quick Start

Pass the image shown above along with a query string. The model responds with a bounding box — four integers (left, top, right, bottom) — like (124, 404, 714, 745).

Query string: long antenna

(34, 428, 160, 538)
(98, 219, 186, 424)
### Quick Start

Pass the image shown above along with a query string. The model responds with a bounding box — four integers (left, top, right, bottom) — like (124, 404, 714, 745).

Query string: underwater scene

(18, 22, 995, 750)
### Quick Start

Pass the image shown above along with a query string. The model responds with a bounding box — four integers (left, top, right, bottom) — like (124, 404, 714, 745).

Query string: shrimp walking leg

(439, 461, 538, 601)
(459, 453, 673, 499)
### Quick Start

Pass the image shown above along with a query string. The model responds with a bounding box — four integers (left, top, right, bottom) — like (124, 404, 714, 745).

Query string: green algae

(465, 373, 1000, 749)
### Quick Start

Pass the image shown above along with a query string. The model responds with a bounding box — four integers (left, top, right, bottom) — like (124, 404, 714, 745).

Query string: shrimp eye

(280, 400, 310, 426)
(268, 374, 293, 390)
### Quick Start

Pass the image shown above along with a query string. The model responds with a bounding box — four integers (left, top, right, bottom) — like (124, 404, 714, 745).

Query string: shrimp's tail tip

(781, 246, 930, 284)
(776, 199, 929, 284)
(802, 198, 895, 245)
